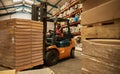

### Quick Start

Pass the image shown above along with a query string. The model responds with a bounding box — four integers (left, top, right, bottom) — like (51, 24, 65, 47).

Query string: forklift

(32, 1, 75, 66)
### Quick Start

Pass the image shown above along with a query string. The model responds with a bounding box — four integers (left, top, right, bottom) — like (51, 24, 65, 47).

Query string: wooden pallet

(0, 19, 43, 71)
(81, 19, 120, 40)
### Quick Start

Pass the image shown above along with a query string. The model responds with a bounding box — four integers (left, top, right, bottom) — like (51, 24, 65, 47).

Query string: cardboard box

(82, 39, 120, 68)
(81, 0, 120, 25)
(82, 0, 110, 11)
(0, 19, 43, 71)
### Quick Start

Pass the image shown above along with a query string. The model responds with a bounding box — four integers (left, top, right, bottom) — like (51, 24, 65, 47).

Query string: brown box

(81, 19, 120, 40)
(0, 19, 43, 71)
(82, 39, 120, 68)
(82, 0, 110, 11)
(81, 0, 120, 25)
(82, 54, 120, 74)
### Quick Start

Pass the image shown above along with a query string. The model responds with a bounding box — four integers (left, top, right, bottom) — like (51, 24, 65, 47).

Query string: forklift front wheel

(45, 50, 59, 66)
(70, 48, 75, 58)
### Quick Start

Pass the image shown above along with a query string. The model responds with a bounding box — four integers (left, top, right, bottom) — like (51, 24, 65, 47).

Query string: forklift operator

(56, 23, 64, 37)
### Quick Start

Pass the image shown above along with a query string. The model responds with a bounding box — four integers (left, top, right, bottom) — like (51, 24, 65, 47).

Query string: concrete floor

(0, 50, 82, 74)
(50, 50, 82, 74)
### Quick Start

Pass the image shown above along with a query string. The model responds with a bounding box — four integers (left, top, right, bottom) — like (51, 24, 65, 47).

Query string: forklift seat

(56, 39, 70, 47)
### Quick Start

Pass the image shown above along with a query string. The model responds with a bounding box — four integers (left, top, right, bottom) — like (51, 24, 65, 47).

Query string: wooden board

(17, 68, 54, 74)
(82, 39, 120, 68)
(0, 70, 16, 74)
(81, 68, 91, 74)
(81, 19, 120, 40)
(81, 0, 120, 25)
(82, 54, 120, 74)
(0, 18, 43, 71)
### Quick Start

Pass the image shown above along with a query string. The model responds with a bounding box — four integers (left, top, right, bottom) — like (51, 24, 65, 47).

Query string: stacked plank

(0, 19, 43, 71)
(81, 0, 120, 40)
(31, 21, 43, 67)
(81, 19, 120, 40)
(81, 0, 120, 74)
(82, 39, 120, 74)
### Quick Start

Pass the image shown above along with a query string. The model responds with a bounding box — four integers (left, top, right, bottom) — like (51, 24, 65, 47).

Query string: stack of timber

(82, 39, 120, 74)
(81, 0, 120, 74)
(81, 19, 120, 40)
(81, 0, 120, 41)
(0, 19, 43, 71)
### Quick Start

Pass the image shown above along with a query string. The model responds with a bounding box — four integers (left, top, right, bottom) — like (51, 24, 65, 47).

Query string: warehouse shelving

(54, 0, 81, 36)
(63, 20, 81, 28)
(63, 8, 82, 18)
(62, 20, 81, 36)
(54, 0, 79, 16)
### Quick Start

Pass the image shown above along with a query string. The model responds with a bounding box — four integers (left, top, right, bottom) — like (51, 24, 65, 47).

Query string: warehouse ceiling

(0, 0, 67, 16)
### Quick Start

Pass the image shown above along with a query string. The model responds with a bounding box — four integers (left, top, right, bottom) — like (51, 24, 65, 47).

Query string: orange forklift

(32, 1, 75, 66)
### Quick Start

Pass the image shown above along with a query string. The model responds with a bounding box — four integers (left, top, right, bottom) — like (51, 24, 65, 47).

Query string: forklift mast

(32, 2, 47, 58)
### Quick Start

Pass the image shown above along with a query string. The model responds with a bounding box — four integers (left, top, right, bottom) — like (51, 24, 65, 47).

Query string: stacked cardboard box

(0, 19, 43, 71)
(81, 0, 120, 74)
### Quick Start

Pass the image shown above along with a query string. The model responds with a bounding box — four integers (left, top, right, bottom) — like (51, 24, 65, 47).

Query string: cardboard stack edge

(81, 0, 120, 40)
(82, 39, 120, 74)
(81, 0, 120, 25)
(0, 18, 44, 71)
(81, 0, 120, 74)
(81, 19, 120, 40)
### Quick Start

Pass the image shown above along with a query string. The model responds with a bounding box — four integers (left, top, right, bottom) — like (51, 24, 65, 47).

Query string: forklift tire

(45, 50, 59, 66)
(70, 48, 75, 58)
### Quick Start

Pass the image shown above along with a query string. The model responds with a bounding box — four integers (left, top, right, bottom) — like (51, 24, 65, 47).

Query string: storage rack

(54, 0, 82, 36)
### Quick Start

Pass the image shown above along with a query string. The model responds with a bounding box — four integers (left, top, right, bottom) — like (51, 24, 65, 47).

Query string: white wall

(47, 22, 54, 31)
(11, 12, 31, 19)
(0, 12, 31, 20)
